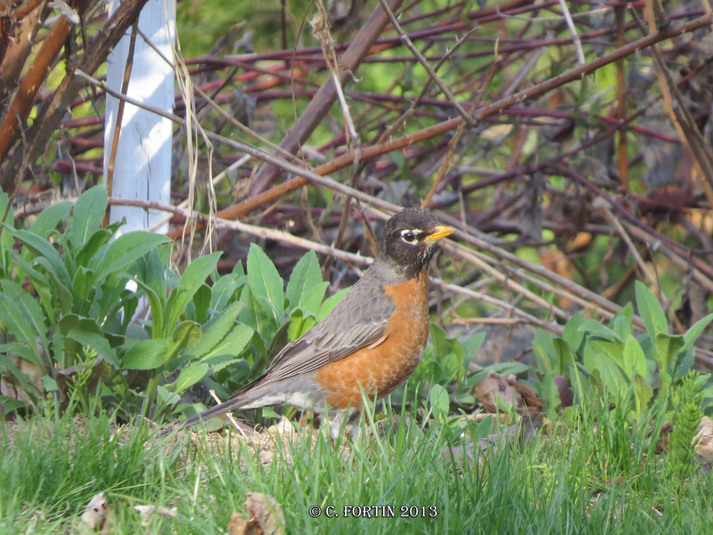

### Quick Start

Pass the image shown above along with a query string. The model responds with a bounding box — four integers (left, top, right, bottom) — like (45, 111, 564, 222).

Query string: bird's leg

(326, 407, 360, 440)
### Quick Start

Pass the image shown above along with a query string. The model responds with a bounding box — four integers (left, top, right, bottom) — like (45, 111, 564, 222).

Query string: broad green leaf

(552, 337, 574, 375)
(622, 336, 646, 378)
(92, 231, 169, 286)
(0, 280, 50, 356)
(461, 331, 486, 359)
(0, 293, 46, 371)
(287, 308, 316, 341)
(165, 252, 221, 335)
(71, 266, 96, 313)
(247, 244, 284, 323)
(286, 251, 324, 312)
(0, 190, 15, 255)
(681, 313, 713, 354)
(532, 329, 557, 374)
(76, 229, 112, 267)
(655, 333, 684, 374)
(429, 324, 451, 360)
(157, 385, 180, 405)
(428, 383, 450, 421)
(316, 287, 349, 322)
(562, 311, 585, 351)
(596, 355, 627, 399)
(635, 281, 668, 336)
(30, 201, 72, 238)
(589, 339, 625, 368)
(579, 320, 622, 342)
(609, 303, 634, 340)
(64, 327, 118, 369)
(199, 324, 254, 362)
(211, 271, 246, 311)
(173, 362, 209, 393)
(186, 301, 244, 357)
(193, 284, 212, 324)
(239, 285, 274, 347)
(122, 339, 168, 370)
(300, 282, 329, 316)
(70, 185, 108, 249)
(632, 375, 654, 413)
(13, 229, 71, 288)
(165, 321, 201, 366)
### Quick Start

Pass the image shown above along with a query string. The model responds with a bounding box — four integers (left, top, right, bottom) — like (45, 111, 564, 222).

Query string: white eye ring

(400, 229, 422, 245)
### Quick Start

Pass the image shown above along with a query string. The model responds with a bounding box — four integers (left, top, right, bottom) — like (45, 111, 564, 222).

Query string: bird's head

(378, 207, 456, 278)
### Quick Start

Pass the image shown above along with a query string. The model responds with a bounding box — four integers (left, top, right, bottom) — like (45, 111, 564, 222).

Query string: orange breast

(313, 271, 430, 409)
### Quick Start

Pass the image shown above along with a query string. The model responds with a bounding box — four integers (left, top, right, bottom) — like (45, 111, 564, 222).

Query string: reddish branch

(0, 0, 151, 193)
(0, 0, 95, 164)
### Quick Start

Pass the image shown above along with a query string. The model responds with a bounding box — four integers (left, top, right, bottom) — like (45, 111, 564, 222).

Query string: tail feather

(161, 375, 269, 436)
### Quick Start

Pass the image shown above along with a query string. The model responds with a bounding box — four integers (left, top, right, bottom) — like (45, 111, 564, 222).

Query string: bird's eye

(400, 229, 421, 244)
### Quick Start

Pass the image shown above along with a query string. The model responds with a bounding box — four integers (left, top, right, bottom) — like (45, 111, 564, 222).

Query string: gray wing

(257, 277, 396, 385)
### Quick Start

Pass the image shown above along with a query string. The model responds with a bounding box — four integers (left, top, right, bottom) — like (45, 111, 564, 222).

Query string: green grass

(1, 401, 711, 534)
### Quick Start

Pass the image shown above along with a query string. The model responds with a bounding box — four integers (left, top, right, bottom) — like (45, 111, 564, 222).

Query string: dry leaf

(80, 492, 108, 530)
(228, 492, 285, 535)
(695, 416, 713, 468)
(228, 511, 251, 535)
(475, 371, 543, 414)
(134, 504, 177, 527)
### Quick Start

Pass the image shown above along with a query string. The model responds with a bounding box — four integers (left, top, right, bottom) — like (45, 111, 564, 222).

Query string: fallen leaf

(474, 371, 543, 414)
(695, 416, 713, 469)
(80, 492, 108, 530)
(134, 504, 177, 527)
(227, 492, 286, 535)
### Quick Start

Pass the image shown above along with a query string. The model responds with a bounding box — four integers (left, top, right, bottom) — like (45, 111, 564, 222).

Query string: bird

(173, 208, 456, 437)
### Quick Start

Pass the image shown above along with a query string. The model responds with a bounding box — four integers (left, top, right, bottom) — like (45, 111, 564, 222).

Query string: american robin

(176, 208, 456, 436)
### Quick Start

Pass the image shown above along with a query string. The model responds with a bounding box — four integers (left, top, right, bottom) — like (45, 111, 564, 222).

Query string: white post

(104, 0, 175, 235)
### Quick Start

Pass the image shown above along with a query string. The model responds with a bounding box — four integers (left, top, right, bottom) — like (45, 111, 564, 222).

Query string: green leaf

(30, 201, 72, 238)
(596, 355, 627, 399)
(635, 281, 669, 336)
(461, 332, 486, 358)
(193, 284, 212, 324)
(286, 251, 324, 313)
(552, 338, 574, 375)
(157, 385, 180, 406)
(0, 291, 47, 372)
(211, 271, 246, 311)
(13, 229, 71, 288)
(92, 231, 169, 286)
(428, 383, 450, 421)
(316, 287, 349, 322)
(579, 320, 622, 342)
(59, 315, 118, 368)
(70, 185, 108, 249)
(200, 324, 254, 362)
(0, 280, 50, 358)
(76, 229, 112, 267)
(654, 333, 684, 375)
(165, 321, 201, 366)
(632, 375, 653, 413)
(247, 244, 284, 324)
(622, 336, 647, 378)
(288, 308, 316, 341)
(609, 303, 634, 340)
(187, 301, 244, 357)
(165, 252, 221, 335)
(122, 339, 168, 370)
(562, 311, 585, 350)
(0, 191, 15, 256)
(173, 362, 209, 393)
(681, 313, 713, 354)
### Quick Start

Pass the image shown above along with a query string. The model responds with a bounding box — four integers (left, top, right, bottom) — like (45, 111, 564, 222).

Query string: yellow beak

(424, 225, 456, 243)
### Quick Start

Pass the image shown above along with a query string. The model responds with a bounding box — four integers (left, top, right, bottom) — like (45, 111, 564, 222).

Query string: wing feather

(257, 277, 396, 385)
